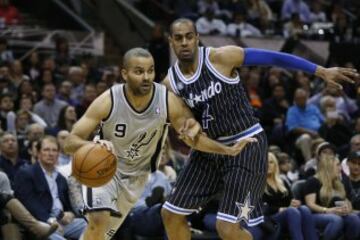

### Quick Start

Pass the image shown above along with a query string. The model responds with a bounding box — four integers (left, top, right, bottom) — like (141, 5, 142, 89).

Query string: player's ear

(121, 68, 128, 82)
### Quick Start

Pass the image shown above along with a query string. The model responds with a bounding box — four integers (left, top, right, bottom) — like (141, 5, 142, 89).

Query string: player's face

(122, 56, 155, 96)
(169, 22, 199, 63)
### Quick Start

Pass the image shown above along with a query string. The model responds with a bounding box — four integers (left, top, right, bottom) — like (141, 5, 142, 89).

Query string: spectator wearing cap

(304, 142, 336, 178)
(342, 134, 360, 176)
(342, 151, 360, 213)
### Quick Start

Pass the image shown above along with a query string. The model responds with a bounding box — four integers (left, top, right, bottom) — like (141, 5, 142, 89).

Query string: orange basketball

(72, 143, 117, 188)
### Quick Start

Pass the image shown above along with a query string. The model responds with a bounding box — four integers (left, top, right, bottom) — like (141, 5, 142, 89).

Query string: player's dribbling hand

(179, 118, 202, 141)
(227, 137, 258, 156)
(317, 66, 360, 89)
(94, 139, 116, 156)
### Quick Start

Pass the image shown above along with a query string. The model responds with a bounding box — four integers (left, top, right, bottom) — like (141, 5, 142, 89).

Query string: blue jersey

(168, 47, 259, 139)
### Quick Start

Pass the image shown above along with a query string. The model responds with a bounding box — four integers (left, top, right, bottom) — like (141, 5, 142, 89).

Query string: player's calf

(161, 208, 191, 240)
(83, 211, 110, 240)
(216, 220, 253, 240)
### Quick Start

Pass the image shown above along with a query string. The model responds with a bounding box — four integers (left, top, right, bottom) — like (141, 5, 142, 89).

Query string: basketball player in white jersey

(64, 48, 256, 240)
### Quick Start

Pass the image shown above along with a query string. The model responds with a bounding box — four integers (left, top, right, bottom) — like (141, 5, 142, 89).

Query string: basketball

(72, 143, 117, 188)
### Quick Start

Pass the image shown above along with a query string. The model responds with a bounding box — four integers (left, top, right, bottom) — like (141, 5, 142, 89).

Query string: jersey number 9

(114, 124, 126, 137)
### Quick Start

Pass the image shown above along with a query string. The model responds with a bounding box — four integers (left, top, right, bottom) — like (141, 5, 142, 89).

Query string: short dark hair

(122, 48, 152, 69)
(169, 18, 197, 36)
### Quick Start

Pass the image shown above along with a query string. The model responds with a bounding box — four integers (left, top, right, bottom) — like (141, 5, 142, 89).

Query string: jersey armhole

(168, 68, 180, 95)
(102, 87, 114, 122)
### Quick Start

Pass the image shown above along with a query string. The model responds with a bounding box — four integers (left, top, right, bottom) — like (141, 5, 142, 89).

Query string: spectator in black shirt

(304, 155, 360, 240)
(263, 152, 318, 240)
(343, 151, 360, 212)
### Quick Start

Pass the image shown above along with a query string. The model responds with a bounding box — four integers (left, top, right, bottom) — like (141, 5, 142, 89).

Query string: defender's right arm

(63, 90, 112, 154)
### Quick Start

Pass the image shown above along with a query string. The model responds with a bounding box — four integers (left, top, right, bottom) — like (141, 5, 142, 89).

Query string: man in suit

(13, 135, 86, 240)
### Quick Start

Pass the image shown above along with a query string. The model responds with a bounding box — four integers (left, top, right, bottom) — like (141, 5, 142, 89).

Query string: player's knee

(216, 220, 252, 240)
(87, 211, 110, 230)
(161, 208, 185, 224)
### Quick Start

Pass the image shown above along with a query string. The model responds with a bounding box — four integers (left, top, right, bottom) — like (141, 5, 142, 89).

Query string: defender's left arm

(168, 91, 256, 156)
(213, 46, 359, 88)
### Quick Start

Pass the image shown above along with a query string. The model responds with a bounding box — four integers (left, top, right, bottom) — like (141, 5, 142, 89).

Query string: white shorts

(82, 169, 149, 239)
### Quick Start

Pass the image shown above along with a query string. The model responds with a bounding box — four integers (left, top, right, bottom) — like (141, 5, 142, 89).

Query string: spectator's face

(84, 85, 97, 102)
(0, 96, 14, 111)
(351, 138, 360, 151)
(16, 112, 30, 129)
(30, 52, 39, 65)
(42, 59, 56, 71)
(57, 130, 69, 152)
(42, 70, 53, 83)
(20, 81, 33, 95)
(20, 97, 32, 111)
(121, 56, 155, 96)
(348, 159, 360, 177)
(0, 134, 18, 156)
(69, 70, 84, 85)
(38, 139, 59, 167)
(42, 85, 56, 101)
(11, 60, 23, 74)
(60, 81, 72, 96)
(272, 86, 285, 100)
(65, 106, 77, 121)
(169, 22, 199, 63)
(294, 90, 308, 108)
(28, 126, 44, 141)
(267, 158, 276, 175)
(0, 66, 9, 78)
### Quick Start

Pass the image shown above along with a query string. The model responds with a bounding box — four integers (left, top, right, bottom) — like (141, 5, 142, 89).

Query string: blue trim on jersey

(163, 201, 198, 215)
(217, 212, 264, 225)
(217, 123, 263, 144)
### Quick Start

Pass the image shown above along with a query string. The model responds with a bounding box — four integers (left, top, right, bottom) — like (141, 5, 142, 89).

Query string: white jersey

(101, 83, 169, 176)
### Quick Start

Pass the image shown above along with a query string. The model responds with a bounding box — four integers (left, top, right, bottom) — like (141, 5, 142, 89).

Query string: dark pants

(130, 203, 165, 237)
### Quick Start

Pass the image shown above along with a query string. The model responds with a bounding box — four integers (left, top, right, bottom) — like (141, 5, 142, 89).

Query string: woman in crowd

(263, 152, 318, 240)
(304, 154, 360, 240)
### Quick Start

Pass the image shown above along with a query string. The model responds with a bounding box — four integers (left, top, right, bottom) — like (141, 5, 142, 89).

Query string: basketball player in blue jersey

(64, 48, 256, 240)
(161, 18, 359, 240)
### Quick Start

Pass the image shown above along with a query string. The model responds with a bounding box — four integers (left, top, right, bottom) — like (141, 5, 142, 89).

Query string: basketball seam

(78, 153, 115, 173)
(78, 144, 97, 180)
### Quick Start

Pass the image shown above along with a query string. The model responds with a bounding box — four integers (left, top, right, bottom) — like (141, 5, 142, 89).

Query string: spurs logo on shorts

(236, 192, 254, 224)
(125, 130, 158, 160)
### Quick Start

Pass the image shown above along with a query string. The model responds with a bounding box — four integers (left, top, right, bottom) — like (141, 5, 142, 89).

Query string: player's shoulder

(208, 46, 244, 66)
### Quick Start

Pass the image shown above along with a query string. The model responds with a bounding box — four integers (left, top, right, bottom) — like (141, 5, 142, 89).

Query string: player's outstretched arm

(64, 90, 112, 154)
(211, 46, 359, 88)
(168, 91, 257, 156)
